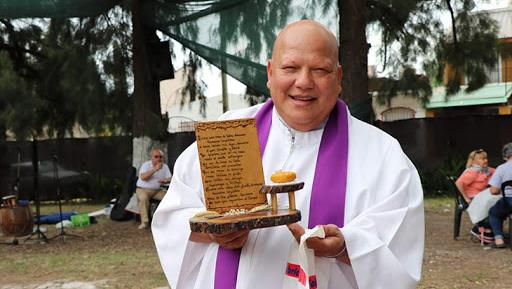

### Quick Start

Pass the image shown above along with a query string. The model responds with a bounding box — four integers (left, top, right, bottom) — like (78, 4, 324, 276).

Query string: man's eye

(282, 67, 296, 72)
(313, 68, 330, 74)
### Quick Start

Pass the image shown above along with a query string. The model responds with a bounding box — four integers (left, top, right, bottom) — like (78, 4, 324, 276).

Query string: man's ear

(266, 59, 272, 89)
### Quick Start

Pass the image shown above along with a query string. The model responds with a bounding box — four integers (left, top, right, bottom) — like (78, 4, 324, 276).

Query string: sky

(162, 0, 509, 99)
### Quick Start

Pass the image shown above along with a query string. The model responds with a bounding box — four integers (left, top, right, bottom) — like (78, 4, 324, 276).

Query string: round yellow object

(270, 171, 296, 183)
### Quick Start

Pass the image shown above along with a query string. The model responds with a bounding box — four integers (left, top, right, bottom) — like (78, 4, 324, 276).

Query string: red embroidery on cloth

(309, 275, 317, 289)
(286, 263, 301, 278)
(286, 263, 306, 285)
(286, 263, 317, 287)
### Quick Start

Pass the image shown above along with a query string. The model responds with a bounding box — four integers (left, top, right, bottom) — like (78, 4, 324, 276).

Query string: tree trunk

(132, 0, 164, 139)
(339, 0, 371, 121)
(131, 0, 168, 169)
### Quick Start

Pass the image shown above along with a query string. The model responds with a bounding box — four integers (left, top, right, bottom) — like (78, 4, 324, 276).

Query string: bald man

(152, 20, 424, 289)
(136, 148, 172, 229)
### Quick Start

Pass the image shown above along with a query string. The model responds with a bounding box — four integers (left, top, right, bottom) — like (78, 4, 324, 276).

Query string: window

(178, 121, 196, 132)
(381, 107, 415, 122)
(501, 43, 512, 83)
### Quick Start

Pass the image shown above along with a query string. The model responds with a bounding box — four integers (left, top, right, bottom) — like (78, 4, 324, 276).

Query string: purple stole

(214, 99, 349, 289)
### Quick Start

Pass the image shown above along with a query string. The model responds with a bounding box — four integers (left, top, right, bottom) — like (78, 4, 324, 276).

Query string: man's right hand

(154, 162, 162, 171)
(190, 230, 249, 250)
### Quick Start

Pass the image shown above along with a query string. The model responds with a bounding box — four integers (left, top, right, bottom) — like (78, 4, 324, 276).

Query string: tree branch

(0, 19, 42, 79)
(445, 0, 458, 48)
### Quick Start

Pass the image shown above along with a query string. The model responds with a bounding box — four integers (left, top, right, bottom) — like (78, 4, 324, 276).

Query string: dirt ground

(419, 203, 512, 289)
(1, 202, 511, 289)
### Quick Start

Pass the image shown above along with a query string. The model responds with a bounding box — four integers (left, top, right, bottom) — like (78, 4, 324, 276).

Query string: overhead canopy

(0, 0, 119, 18)
(142, 0, 338, 96)
(0, 0, 338, 97)
(426, 82, 512, 108)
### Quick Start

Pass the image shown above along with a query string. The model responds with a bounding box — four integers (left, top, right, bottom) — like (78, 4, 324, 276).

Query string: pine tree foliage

(368, 0, 498, 103)
(180, 52, 206, 117)
(374, 66, 432, 106)
(0, 6, 132, 140)
(424, 0, 498, 95)
(0, 0, 501, 135)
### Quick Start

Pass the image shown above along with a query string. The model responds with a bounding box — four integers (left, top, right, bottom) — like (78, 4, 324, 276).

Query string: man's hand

(140, 163, 162, 181)
(490, 186, 500, 195)
(287, 223, 350, 265)
(190, 230, 250, 250)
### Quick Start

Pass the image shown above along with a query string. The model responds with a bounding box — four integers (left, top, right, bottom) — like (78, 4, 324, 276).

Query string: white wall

(372, 94, 426, 121)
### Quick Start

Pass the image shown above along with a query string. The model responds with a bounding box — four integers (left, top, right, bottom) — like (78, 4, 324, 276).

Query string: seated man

(488, 142, 512, 248)
(136, 148, 172, 229)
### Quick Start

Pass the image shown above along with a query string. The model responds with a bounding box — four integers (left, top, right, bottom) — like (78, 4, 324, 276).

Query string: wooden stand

(190, 182, 304, 234)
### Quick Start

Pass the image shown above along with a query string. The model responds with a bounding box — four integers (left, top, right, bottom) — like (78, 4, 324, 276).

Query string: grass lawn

(1, 202, 167, 288)
(1, 197, 511, 289)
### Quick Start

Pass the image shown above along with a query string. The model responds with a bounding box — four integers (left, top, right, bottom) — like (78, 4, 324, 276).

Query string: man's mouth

(290, 95, 315, 102)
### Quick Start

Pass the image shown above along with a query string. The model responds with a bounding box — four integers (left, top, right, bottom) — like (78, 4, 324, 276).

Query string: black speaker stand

(48, 155, 82, 241)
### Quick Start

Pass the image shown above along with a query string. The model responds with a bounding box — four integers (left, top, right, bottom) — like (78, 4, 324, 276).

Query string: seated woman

(455, 149, 495, 204)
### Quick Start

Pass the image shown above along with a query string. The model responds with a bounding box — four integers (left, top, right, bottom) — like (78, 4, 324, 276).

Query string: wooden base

(189, 209, 301, 234)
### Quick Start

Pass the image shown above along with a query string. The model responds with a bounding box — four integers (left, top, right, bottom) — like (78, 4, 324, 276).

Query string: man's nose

(295, 69, 314, 89)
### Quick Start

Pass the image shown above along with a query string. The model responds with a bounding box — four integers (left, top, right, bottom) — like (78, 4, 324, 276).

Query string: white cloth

(282, 226, 326, 289)
(467, 188, 501, 224)
(124, 194, 140, 214)
(136, 161, 172, 190)
(152, 105, 424, 289)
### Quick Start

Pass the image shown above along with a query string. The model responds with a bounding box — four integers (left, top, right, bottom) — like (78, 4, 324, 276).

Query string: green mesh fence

(167, 32, 270, 95)
(144, 0, 338, 96)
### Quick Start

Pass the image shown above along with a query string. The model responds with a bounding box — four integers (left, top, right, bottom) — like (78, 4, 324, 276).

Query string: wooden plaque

(195, 118, 266, 213)
(190, 209, 301, 234)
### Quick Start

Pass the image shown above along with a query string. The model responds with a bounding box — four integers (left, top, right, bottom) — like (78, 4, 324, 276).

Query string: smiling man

(152, 20, 424, 289)
(267, 21, 341, 132)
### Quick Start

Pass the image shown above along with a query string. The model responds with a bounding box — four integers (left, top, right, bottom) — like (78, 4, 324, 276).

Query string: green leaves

(373, 66, 432, 106)
(423, 1, 499, 96)
(0, 9, 133, 140)
(369, 0, 499, 103)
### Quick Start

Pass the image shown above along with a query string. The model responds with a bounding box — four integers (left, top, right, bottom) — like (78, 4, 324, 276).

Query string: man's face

(151, 151, 163, 165)
(267, 26, 342, 131)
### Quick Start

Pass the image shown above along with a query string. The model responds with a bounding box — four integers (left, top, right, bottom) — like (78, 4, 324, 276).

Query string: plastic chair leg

(454, 208, 462, 240)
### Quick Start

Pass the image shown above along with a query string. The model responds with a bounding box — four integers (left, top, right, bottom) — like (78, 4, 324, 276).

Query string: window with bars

(381, 107, 416, 122)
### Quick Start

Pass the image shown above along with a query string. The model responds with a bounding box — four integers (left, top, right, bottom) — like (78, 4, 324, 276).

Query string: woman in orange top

(455, 149, 495, 203)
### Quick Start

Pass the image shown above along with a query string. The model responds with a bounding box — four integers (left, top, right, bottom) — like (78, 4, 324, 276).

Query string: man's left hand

(287, 223, 350, 265)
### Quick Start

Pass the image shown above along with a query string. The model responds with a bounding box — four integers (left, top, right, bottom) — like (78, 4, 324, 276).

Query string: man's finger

(323, 224, 342, 238)
(305, 225, 345, 257)
(305, 236, 324, 250)
(287, 223, 305, 243)
(218, 231, 249, 249)
(226, 232, 249, 249)
(213, 230, 248, 244)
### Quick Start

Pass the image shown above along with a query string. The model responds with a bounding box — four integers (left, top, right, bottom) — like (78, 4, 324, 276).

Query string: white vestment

(152, 104, 424, 289)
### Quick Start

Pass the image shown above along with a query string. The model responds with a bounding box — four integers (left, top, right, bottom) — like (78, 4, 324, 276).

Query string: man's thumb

(287, 223, 305, 243)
